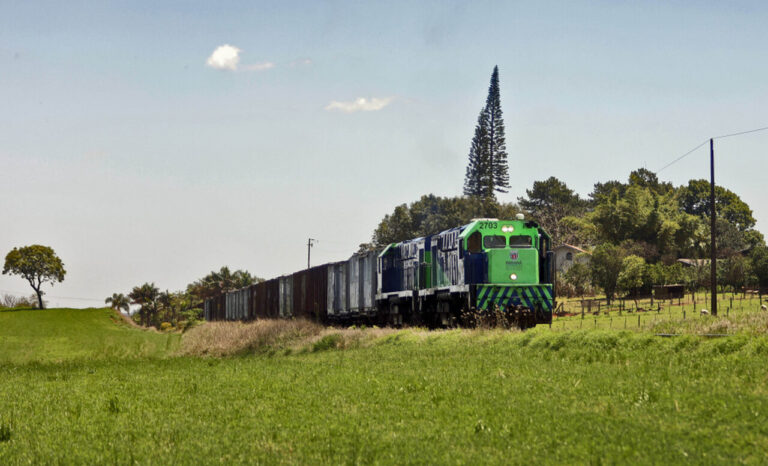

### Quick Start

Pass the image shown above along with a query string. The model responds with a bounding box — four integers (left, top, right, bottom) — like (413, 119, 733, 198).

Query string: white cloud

(206, 44, 241, 71)
(243, 62, 275, 71)
(324, 97, 393, 113)
(289, 58, 313, 67)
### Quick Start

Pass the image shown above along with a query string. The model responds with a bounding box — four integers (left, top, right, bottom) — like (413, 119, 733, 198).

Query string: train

(204, 215, 556, 328)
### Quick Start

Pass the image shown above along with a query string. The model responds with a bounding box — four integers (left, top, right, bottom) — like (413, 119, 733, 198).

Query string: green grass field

(1, 307, 768, 464)
(552, 292, 766, 332)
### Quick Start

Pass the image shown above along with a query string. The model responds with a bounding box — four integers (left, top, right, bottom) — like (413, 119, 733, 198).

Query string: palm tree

(105, 293, 130, 315)
(128, 283, 159, 327)
(157, 290, 174, 325)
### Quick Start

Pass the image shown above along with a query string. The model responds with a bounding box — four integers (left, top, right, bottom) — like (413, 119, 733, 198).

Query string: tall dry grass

(177, 319, 409, 357)
(179, 319, 324, 356)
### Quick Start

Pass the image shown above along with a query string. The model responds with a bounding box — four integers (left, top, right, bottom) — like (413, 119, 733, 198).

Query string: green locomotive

(377, 215, 555, 328)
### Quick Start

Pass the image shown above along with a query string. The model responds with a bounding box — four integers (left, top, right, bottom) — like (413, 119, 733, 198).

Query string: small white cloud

(206, 44, 241, 71)
(244, 61, 275, 71)
(289, 58, 313, 67)
(325, 97, 393, 113)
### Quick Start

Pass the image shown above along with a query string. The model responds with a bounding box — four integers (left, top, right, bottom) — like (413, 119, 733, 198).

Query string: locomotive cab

(460, 217, 554, 324)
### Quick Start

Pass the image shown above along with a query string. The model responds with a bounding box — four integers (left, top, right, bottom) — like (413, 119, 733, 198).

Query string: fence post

(637, 315, 640, 327)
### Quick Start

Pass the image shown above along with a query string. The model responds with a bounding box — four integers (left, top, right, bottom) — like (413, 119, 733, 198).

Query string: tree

(129, 283, 160, 327)
(186, 267, 260, 304)
(628, 168, 673, 195)
(749, 245, 768, 289)
(518, 177, 588, 245)
(562, 261, 591, 297)
(590, 244, 624, 304)
(617, 255, 646, 298)
(721, 255, 750, 291)
(3, 245, 66, 309)
(371, 194, 519, 247)
(678, 179, 756, 231)
(463, 110, 490, 198)
(105, 293, 130, 314)
(463, 66, 509, 199)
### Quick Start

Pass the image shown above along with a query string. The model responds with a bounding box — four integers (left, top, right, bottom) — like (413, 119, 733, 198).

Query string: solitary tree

(105, 293, 130, 315)
(3, 245, 66, 309)
(463, 66, 510, 199)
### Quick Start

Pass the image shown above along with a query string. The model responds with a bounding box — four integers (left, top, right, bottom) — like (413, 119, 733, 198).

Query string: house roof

(554, 244, 589, 254)
(677, 258, 724, 266)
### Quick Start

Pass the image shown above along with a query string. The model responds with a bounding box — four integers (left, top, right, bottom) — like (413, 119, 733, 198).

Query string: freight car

(204, 216, 555, 328)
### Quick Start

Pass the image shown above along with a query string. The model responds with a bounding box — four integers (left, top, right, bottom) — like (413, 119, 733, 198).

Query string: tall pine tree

(463, 65, 510, 199)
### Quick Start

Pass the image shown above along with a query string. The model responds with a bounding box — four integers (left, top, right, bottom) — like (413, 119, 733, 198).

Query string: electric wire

(657, 124, 768, 173)
(714, 125, 768, 140)
(657, 140, 708, 173)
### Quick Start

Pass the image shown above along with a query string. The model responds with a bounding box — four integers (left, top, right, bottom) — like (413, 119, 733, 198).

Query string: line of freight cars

(204, 216, 556, 328)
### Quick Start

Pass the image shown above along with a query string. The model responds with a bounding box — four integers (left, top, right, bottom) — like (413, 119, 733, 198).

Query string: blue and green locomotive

(204, 215, 555, 328)
(377, 215, 555, 327)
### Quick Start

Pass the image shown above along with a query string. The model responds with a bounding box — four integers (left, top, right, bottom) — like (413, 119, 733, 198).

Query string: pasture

(1, 307, 767, 464)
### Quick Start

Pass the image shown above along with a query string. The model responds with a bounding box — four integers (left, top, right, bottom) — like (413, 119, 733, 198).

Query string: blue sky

(2, 1, 767, 307)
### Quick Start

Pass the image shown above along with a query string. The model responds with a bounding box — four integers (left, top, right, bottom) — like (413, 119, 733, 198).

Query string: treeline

(105, 267, 262, 330)
(368, 167, 768, 301)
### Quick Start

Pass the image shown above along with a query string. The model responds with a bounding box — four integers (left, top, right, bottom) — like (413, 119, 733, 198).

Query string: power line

(657, 140, 708, 173)
(657, 124, 768, 173)
(714, 125, 768, 140)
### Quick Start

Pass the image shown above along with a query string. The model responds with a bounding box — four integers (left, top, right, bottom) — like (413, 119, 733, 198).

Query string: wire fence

(547, 291, 766, 332)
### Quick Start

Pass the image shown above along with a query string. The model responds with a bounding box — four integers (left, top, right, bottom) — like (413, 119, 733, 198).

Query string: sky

(2, 1, 767, 308)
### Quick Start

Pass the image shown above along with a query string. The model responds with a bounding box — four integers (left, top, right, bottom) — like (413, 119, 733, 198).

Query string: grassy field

(552, 292, 766, 332)
(0, 307, 179, 364)
(1, 308, 768, 464)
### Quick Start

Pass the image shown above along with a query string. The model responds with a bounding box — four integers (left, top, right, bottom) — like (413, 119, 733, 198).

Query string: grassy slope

(1, 309, 768, 464)
(0, 308, 179, 363)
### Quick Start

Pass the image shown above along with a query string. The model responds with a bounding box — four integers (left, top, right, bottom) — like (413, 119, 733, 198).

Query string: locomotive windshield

(509, 235, 533, 247)
(483, 235, 507, 249)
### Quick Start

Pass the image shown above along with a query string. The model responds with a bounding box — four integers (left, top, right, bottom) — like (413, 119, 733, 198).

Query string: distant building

(553, 244, 590, 273)
(676, 258, 725, 267)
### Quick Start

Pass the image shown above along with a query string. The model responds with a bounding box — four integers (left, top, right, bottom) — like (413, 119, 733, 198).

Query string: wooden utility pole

(307, 238, 316, 269)
(710, 138, 718, 316)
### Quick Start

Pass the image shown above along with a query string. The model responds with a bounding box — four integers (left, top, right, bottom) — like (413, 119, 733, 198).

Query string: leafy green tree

(590, 244, 624, 304)
(518, 177, 588, 245)
(463, 66, 509, 199)
(3, 245, 66, 309)
(749, 245, 768, 289)
(628, 168, 674, 195)
(105, 293, 130, 314)
(617, 255, 646, 298)
(587, 184, 700, 260)
(562, 261, 591, 297)
(129, 283, 160, 327)
(678, 179, 756, 231)
(721, 255, 750, 291)
(186, 267, 260, 305)
(371, 195, 518, 246)
(589, 180, 626, 206)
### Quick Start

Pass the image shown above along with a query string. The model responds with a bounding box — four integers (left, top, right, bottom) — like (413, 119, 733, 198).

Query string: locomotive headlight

(510, 274, 518, 280)
(502, 225, 514, 233)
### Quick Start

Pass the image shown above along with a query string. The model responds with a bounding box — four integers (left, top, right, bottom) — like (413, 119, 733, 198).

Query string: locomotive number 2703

(478, 221, 498, 229)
